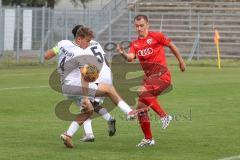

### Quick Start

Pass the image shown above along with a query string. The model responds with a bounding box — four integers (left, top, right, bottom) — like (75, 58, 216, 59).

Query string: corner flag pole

(214, 28, 221, 69)
(216, 40, 221, 69)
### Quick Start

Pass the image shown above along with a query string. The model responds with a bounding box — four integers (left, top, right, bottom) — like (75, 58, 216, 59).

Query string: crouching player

(45, 26, 135, 148)
(71, 25, 116, 142)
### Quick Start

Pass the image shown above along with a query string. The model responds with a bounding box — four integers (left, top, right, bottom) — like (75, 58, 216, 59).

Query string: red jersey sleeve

(128, 41, 136, 55)
(151, 31, 172, 46)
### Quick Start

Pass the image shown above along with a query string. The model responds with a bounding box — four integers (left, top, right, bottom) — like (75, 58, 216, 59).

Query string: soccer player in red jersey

(117, 14, 186, 147)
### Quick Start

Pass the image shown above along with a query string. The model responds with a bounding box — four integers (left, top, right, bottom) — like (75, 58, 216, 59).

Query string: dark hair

(72, 25, 84, 38)
(76, 26, 94, 39)
(134, 14, 149, 23)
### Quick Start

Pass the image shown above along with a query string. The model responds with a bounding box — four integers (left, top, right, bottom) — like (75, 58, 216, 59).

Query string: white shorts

(62, 83, 98, 101)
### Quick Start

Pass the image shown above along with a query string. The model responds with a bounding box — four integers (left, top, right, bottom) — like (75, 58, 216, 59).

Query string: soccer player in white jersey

(44, 26, 135, 148)
(80, 40, 115, 142)
(72, 25, 116, 142)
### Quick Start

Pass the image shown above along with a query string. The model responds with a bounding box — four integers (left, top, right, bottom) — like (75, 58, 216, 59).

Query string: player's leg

(94, 103, 116, 137)
(81, 118, 95, 142)
(62, 82, 135, 118)
(81, 99, 116, 140)
(92, 68, 116, 136)
(60, 96, 94, 148)
(139, 73, 171, 116)
(139, 95, 166, 117)
(136, 100, 155, 147)
(93, 97, 114, 122)
(95, 105, 113, 121)
(139, 96, 172, 129)
(138, 75, 172, 129)
(95, 83, 135, 118)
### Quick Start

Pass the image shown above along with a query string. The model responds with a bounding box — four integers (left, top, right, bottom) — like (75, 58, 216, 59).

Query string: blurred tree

(2, 0, 13, 6)
(47, 0, 55, 8)
(2, 0, 60, 8)
(2, 0, 93, 8)
(70, 0, 93, 8)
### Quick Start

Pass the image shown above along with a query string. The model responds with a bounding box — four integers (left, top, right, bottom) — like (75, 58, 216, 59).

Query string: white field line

(0, 73, 49, 77)
(0, 85, 49, 91)
(218, 155, 240, 160)
(0, 80, 142, 91)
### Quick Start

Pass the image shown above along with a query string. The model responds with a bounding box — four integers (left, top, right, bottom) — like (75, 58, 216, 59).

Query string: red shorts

(141, 71, 172, 97)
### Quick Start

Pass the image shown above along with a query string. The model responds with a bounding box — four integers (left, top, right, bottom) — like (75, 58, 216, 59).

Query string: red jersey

(129, 31, 171, 77)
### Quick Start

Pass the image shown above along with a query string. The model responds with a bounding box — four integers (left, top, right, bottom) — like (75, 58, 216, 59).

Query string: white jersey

(55, 40, 112, 86)
(55, 40, 85, 86)
(54, 40, 112, 102)
(85, 40, 112, 85)
(55, 40, 103, 87)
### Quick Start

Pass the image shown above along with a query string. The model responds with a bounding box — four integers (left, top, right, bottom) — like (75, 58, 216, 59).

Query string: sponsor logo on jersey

(146, 38, 152, 45)
(60, 47, 74, 58)
(134, 44, 139, 47)
(137, 48, 153, 56)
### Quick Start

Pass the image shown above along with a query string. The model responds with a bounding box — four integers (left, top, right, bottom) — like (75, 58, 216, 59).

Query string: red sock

(138, 111, 152, 140)
(140, 97, 167, 118)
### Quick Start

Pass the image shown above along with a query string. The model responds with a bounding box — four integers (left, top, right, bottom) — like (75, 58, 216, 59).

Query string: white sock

(102, 113, 112, 121)
(117, 100, 132, 114)
(99, 108, 112, 121)
(66, 121, 79, 137)
(83, 119, 93, 135)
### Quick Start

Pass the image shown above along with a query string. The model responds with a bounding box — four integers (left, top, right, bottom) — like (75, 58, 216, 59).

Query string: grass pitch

(0, 59, 240, 160)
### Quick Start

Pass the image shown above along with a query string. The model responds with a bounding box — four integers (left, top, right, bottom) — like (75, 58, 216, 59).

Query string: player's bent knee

(87, 107, 94, 114)
(137, 111, 150, 123)
(138, 111, 147, 117)
(84, 104, 94, 114)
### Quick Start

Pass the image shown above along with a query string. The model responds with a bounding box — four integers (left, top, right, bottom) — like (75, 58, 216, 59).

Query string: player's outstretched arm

(168, 42, 186, 72)
(44, 49, 56, 60)
(45, 45, 59, 60)
(116, 44, 135, 62)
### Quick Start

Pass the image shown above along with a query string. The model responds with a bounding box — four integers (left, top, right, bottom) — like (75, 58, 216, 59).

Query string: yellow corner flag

(214, 28, 221, 69)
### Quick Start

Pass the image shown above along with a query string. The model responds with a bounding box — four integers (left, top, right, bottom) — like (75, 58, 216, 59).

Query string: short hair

(134, 14, 149, 23)
(72, 25, 84, 38)
(76, 26, 94, 39)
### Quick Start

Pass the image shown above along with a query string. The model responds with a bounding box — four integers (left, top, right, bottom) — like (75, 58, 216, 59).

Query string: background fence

(0, 0, 240, 64)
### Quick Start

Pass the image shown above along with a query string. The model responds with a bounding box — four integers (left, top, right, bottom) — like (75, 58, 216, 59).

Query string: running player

(117, 14, 186, 147)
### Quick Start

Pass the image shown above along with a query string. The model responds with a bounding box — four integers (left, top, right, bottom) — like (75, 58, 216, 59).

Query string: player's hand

(179, 61, 186, 72)
(116, 44, 124, 54)
(81, 97, 91, 108)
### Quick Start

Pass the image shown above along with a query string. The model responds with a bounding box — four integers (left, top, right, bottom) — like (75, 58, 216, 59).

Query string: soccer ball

(82, 64, 100, 82)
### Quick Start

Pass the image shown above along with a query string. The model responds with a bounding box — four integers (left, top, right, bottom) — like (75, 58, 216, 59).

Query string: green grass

(0, 59, 240, 160)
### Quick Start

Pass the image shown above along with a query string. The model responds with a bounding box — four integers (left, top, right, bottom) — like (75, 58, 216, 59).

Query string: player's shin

(66, 121, 80, 137)
(138, 111, 152, 140)
(83, 119, 93, 135)
(66, 107, 94, 138)
(81, 119, 95, 142)
(98, 108, 112, 121)
(139, 96, 167, 118)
